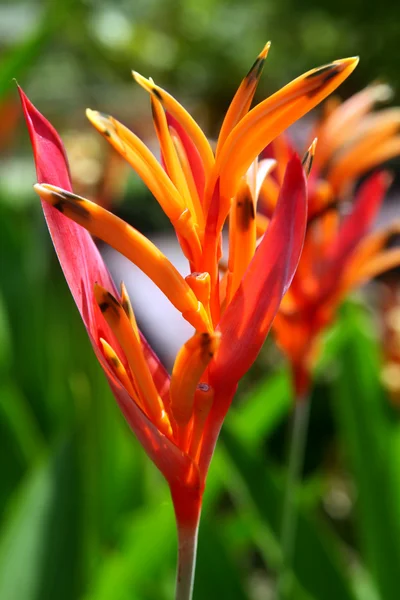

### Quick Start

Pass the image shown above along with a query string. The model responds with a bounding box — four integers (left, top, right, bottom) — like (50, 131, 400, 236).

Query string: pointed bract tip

(86, 109, 114, 138)
(33, 182, 57, 202)
(34, 182, 72, 200)
(86, 108, 100, 123)
(259, 41, 271, 59)
(33, 182, 45, 195)
(302, 138, 318, 176)
(310, 137, 318, 153)
(132, 71, 152, 91)
(336, 56, 359, 71)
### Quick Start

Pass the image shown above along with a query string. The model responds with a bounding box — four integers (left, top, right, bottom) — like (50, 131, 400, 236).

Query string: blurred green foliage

(2, 0, 400, 599)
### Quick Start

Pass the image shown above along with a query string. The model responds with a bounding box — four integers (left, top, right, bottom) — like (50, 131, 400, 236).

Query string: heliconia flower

(20, 46, 358, 598)
(259, 83, 400, 397)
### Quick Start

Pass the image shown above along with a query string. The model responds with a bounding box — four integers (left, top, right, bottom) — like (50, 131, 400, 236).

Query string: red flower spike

(21, 48, 357, 599)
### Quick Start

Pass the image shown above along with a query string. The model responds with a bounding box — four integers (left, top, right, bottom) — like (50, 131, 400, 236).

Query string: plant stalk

(175, 518, 200, 600)
(277, 394, 311, 599)
(170, 483, 202, 600)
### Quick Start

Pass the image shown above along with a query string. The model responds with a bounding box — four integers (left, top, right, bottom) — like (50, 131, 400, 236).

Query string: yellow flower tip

(34, 183, 87, 213)
(132, 70, 153, 94)
(34, 182, 66, 196)
(334, 56, 359, 73)
(245, 42, 271, 83)
(306, 56, 359, 85)
(86, 109, 114, 137)
(33, 182, 50, 197)
(86, 108, 98, 124)
(99, 337, 118, 363)
(310, 137, 318, 152)
(259, 41, 271, 60)
(302, 137, 318, 177)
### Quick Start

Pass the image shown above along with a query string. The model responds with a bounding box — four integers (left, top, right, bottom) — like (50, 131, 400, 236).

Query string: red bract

(20, 46, 357, 598)
(19, 88, 192, 488)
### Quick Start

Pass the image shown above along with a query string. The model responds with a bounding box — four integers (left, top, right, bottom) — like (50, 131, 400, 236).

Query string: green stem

(277, 395, 311, 599)
(175, 518, 200, 600)
(170, 483, 202, 600)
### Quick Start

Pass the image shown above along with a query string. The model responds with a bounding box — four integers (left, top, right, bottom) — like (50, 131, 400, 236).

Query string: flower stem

(175, 518, 200, 600)
(170, 483, 202, 600)
(276, 395, 310, 599)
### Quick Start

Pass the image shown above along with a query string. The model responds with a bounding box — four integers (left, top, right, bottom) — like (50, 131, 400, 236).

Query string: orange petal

(34, 183, 212, 332)
(215, 57, 359, 208)
(226, 179, 257, 303)
(86, 109, 185, 221)
(329, 136, 400, 194)
(95, 284, 173, 437)
(216, 42, 270, 156)
(314, 82, 393, 168)
(170, 332, 221, 427)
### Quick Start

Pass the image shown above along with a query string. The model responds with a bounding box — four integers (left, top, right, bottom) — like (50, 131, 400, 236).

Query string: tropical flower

(260, 84, 400, 396)
(20, 46, 357, 598)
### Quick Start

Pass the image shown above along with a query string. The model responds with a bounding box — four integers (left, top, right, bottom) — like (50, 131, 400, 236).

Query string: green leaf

(0, 438, 84, 600)
(0, 381, 46, 465)
(227, 369, 291, 450)
(332, 303, 400, 600)
(221, 428, 357, 600)
(85, 494, 174, 600)
(0, 5, 63, 101)
(194, 517, 249, 600)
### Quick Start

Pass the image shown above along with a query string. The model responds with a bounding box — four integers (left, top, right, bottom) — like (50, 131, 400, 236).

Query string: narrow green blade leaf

(333, 303, 400, 600)
(0, 439, 83, 600)
(221, 428, 357, 600)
